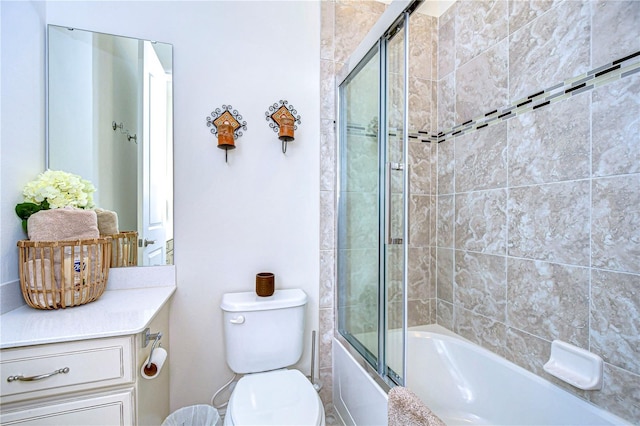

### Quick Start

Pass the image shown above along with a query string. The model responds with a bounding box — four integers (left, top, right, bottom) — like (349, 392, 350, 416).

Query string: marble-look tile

(319, 367, 335, 415)
(341, 248, 378, 302)
(345, 60, 379, 125)
(408, 246, 432, 300)
(508, 0, 561, 35)
(437, 135, 455, 195)
(455, 189, 507, 255)
(455, 121, 507, 192)
(321, 59, 336, 120)
(591, 269, 640, 375)
(409, 78, 432, 132)
(508, 93, 590, 186)
(505, 326, 550, 376)
(410, 195, 432, 247)
(455, 0, 508, 68)
(334, 1, 386, 64)
(342, 192, 377, 250)
(592, 0, 640, 67)
(344, 134, 378, 193)
(436, 300, 454, 330)
(509, 0, 590, 101)
(408, 299, 432, 327)
(455, 250, 507, 322)
(430, 82, 438, 138)
(409, 11, 434, 81)
(455, 306, 507, 357)
(436, 195, 454, 248)
(592, 175, 640, 274)
(507, 258, 589, 347)
(320, 190, 335, 250)
(320, 249, 335, 309)
(321, 0, 335, 61)
(430, 18, 438, 86)
(344, 301, 378, 335)
(437, 4, 456, 79)
(508, 181, 590, 265)
(436, 248, 454, 303)
(335, 61, 349, 88)
(437, 72, 456, 131)
(589, 363, 640, 424)
(505, 326, 589, 397)
(456, 38, 509, 124)
(592, 73, 640, 178)
(387, 72, 405, 130)
(320, 119, 336, 191)
(319, 307, 334, 370)
(409, 141, 432, 196)
(429, 248, 437, 299)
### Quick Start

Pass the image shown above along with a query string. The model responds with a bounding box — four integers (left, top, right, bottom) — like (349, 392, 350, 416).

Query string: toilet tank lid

(221, 289, 307, 312)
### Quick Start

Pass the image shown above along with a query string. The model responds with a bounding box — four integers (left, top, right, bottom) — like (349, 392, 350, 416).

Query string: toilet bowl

(220, 289, 325, 426)
(223, 369, 324, 426)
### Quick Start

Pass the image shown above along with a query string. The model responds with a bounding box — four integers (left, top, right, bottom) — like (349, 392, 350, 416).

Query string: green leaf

(15, 202, 44, 220)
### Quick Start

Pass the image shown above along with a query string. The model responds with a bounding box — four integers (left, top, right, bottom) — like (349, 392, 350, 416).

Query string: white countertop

(0, 266, 176, 349)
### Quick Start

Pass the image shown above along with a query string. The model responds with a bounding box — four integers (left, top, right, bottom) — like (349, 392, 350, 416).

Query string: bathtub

(333, 325, 630, 425)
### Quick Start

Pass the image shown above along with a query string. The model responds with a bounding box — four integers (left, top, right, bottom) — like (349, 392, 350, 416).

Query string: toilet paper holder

(142, 328, 163, 369)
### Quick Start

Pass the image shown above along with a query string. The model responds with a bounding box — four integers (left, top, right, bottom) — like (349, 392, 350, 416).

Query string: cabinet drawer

(1, 337, 133, 403)
(0, 388, 135, 425)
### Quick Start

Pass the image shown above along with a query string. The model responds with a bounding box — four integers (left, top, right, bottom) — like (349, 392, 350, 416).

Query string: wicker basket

(17, 238, 112, 310)
(110, 231, 138, 267)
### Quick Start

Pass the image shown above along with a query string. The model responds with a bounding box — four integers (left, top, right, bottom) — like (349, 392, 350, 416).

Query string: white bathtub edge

(333, 337, 388, 426)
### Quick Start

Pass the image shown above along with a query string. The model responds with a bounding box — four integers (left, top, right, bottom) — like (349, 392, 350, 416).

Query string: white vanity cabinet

(0, 336, 136, 425)
(0, 272, 175, 426)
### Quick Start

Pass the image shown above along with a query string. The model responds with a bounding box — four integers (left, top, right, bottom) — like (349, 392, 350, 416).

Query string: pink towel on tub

(388, 386, 446, 426)
(27, 207, 99, 241)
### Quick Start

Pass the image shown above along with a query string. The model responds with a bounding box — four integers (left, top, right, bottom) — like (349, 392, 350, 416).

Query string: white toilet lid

(230, 369, 322, 426)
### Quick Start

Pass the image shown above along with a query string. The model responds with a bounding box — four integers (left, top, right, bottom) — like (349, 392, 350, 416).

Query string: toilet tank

(220, 289, 307, 374)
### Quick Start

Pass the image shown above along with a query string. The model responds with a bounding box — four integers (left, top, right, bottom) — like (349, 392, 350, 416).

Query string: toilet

(220, 288, 325, 426)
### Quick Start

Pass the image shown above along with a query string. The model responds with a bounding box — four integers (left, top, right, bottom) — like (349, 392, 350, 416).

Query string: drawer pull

(7, 367, 70, 383)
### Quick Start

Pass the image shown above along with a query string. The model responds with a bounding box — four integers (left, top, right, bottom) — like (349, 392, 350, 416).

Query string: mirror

(46, 25, 173, 267)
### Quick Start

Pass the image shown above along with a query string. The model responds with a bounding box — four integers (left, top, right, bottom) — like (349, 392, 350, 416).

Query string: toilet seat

(227, 369, 324, 426)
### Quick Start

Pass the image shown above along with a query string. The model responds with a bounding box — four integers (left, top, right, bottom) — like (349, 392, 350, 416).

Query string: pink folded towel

(28, 208, 100, 241)
(388, 386, 446, 426)
(94, 208, 119, 236)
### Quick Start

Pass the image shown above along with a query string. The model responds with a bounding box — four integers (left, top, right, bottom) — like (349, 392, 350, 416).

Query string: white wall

(1, 0, 320, 411)
(0, 1, 47, 313)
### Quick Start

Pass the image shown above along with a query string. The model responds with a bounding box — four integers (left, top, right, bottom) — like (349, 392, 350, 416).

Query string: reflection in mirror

(47, 25, 173, 266)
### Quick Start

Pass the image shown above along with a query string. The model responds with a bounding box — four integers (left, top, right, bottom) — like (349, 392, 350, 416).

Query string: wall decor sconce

(112, 121, 137, 143)
(206, 105, 247, 163)
(265, 100, 301, 154)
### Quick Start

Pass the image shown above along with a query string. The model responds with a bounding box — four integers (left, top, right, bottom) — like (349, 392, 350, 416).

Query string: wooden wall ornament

(265, 100, 302, 154)
(206, 105, 247, 162)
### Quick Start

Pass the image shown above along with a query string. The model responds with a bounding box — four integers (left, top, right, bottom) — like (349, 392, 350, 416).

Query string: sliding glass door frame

(336, 4, 414, 387)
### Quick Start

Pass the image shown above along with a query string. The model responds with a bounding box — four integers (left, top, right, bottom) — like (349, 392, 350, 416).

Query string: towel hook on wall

(112, 121, 137, 144)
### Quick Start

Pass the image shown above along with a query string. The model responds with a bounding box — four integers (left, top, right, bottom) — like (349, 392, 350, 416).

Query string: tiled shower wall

(321, 0, 638, 423)
(433, 0, 639, 422)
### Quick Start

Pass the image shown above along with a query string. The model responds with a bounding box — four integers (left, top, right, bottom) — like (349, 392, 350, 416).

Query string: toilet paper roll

(141, 347, 168, 380)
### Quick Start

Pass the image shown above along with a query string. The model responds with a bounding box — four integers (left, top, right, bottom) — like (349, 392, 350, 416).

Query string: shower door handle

(385, 162, 404, 245)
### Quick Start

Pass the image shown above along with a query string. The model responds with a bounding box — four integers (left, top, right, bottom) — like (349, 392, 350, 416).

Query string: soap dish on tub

(543, 340, 603, 390)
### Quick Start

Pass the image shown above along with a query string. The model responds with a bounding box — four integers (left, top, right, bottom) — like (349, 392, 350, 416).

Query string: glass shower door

(337, 45, 382, 368)
(384, 21, 407, 385)
(337, 16, 408, 386)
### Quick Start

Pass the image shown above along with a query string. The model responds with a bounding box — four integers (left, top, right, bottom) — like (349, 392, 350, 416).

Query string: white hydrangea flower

(22, 170, 96, 209)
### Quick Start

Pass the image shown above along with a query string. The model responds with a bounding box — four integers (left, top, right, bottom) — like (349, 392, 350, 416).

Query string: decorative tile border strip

(347, 51, 640, 144)
(423, 51, 640, 144)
